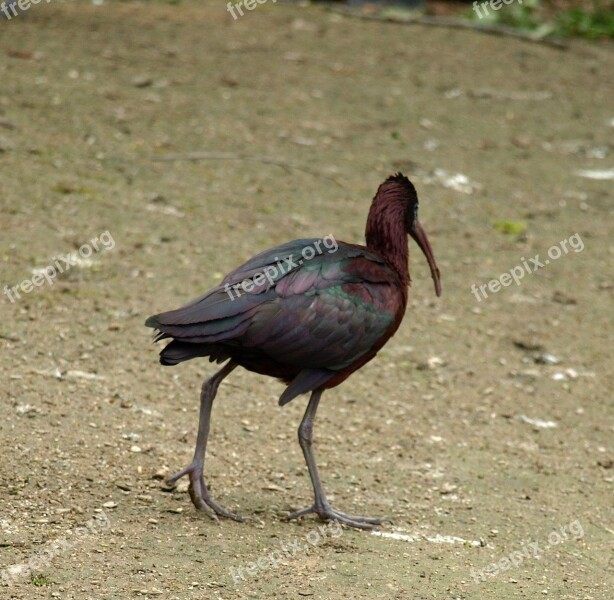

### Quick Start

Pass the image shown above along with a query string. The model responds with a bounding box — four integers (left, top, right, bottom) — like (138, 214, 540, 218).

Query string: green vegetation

(31, 574, 53, 587)
(468, 0, 614, 40)
(493, 220, 527, 236)
(556, 4, 614, 38)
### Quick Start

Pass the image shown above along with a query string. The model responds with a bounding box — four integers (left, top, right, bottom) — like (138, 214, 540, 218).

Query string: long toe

(330, 509, 392, 525)
(188, 478, 220, 522)
(168, 462, 244, 522)
(322, 509, 381, 530)
(166, 465, 192, 486)
(285, 505, 317, 521)
(202, 485, 247, 522)
(285, 504, 386, 531)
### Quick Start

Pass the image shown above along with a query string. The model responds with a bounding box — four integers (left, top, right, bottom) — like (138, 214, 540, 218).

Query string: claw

(285, 503, 390, 530)
(168, 462, 245, 522)
(167, 465, 191, 486)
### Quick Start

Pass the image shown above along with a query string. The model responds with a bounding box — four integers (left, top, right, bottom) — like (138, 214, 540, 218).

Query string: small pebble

(175, 480, 189, 493)
(153, 467, 169, 480)
(534, 352, 560, 365)
(132, 75, 153, 88)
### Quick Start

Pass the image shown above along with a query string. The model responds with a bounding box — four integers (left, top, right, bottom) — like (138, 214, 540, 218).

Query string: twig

(153, 151, 345, 188)
(317, 5, 568, 49)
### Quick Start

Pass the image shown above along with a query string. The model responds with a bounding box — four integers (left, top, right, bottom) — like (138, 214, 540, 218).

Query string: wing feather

(146, 239, 403, 403)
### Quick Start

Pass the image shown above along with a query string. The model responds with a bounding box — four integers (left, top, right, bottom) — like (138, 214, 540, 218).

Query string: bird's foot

(285, 501, 390, 530)
(167, 463, 246, 523)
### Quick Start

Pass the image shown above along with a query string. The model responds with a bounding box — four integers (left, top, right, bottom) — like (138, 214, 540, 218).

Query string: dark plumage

(146, 173, 441, 529)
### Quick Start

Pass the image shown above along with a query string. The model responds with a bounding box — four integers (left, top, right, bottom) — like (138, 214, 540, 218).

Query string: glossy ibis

(146, 173, 441, 529)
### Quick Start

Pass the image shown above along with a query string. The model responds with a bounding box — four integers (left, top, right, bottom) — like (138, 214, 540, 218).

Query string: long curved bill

(410, 220, 442, 297)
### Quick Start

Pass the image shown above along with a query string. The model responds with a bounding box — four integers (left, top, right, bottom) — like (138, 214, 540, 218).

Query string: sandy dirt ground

(1, 1, 613, 599)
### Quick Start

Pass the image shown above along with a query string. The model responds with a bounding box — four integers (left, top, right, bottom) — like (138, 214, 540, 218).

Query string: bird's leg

(166, 360, 244, 522)
(286, 389, 390, 530)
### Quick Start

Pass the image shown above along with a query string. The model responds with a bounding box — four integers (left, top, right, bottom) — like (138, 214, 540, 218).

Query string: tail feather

(159, 341, 228, 366)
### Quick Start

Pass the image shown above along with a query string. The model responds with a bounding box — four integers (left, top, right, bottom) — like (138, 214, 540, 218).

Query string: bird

(145, 173, 441, 529)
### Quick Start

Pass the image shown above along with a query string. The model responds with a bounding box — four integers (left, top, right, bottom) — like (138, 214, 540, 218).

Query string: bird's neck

(365, 202, 410, 288)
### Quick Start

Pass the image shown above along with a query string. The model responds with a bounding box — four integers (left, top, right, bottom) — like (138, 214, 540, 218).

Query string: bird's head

(368, 173, 442, 297)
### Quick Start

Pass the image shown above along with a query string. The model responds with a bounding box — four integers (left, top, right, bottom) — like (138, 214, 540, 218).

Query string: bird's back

(146, 238, 407, 403)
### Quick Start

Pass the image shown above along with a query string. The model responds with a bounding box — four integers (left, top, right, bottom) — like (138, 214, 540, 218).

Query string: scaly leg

(167, 360, 243, 522)
(285, 389, 390, 530)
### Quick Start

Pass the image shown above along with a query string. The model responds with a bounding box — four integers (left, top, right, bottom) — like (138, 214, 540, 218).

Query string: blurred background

(1, 1, 612, 599)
